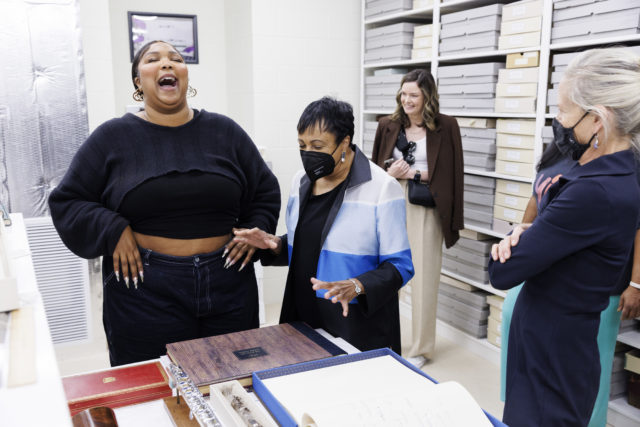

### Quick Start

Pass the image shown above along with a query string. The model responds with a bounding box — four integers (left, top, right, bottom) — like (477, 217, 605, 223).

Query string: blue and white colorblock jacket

(284, 147, 414, 304)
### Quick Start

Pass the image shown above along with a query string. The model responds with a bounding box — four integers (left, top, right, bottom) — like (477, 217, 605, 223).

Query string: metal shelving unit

(360, 4, 640, 420)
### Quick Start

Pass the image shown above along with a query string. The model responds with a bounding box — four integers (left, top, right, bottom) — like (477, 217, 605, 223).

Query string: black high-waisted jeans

(102, 246, 258, 366)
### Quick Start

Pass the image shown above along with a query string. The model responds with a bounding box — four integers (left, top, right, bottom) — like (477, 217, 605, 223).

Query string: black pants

(102, 246, 259, 366)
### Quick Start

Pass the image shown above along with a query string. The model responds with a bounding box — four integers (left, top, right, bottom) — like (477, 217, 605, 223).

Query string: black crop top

(119, 171, 242, 239)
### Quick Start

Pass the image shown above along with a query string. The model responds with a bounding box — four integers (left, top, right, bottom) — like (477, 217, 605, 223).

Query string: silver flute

(167, 362, 223, 427)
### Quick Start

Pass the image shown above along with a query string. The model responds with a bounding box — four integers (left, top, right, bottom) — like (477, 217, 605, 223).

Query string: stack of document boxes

(412, 24, 433, 60)
(439, 4, 502, 56)
(364, 0, 413, 20)
(495, 64, 539, 114)
(611, 346, 629, 400)
(550, 46, 640, 115)
(487, 295, 505, 348)
(546, 51, 580, 114)
(437, 281, 490, 338)
(362, 120, 379, 158)
(458, 117, 496, 172)
(364, 67, 406, 110)
(551, 0, 640, 44)
(442, 232, 497, 286)
(494, 178, 530, 228)
(364, 22, 416, 64)
(498, 0, 543, 51)
(494, 118, 536, 180)
(464, 175, 496, 229)
(438, 62, 502, 112)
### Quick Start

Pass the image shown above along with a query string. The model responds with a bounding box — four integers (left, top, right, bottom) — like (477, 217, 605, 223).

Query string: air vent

(24, 216, 90, 345)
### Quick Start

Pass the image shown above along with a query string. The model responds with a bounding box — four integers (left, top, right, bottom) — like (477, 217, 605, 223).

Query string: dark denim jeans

(102, 246, 258, 366)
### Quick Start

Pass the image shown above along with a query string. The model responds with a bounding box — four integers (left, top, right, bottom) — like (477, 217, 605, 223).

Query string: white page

(262, 355, 492, 427)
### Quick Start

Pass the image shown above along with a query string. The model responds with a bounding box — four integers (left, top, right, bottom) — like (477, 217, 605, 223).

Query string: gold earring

(187, 85, 197, 98)
(132, 88, 143, 102)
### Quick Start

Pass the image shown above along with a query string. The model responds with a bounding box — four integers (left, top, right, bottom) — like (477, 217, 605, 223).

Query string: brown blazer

(371, 113, 464, 248)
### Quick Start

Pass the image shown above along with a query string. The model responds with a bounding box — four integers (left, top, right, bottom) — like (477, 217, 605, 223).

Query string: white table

(0, 214, 72, 427)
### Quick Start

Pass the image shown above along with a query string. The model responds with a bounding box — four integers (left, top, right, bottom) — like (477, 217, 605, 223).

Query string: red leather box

(63, 361, 172, 416)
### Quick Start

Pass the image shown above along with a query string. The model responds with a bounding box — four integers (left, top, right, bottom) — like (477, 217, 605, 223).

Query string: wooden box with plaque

(166, 322, 345, 391)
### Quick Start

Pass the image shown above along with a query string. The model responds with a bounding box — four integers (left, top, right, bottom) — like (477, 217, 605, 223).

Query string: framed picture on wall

(128, 12, 198, 63)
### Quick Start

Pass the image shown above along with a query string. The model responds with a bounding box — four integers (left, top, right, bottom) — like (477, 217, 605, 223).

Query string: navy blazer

(489, 150, 640, 313)
(489, 150, 640, 426)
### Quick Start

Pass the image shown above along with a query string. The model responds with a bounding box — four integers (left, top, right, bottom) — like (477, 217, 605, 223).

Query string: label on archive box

(507, 51, 540, 69)
(494, 205, 525, 223)
(496, 118, 536, 135)
(497, 179, 531, 197)
(497, 147, 535, 163)
(495, 97, 536, 113)
(496, 160, 534, 178)
(495, 191, 530, 211)
(497, 133, 535, 149)
(498, 67, 539, 83)
(502, 0, 543, 21)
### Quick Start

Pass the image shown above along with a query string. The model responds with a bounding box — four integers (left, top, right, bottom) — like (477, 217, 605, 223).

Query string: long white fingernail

(139, 271, 144, 283)
(222, 248, 229, 258)
(124, 277, 130, 288)
(224, 258, 231, 269)
(238, 263, 246, 272)
(115, 271, 120, 282)
(133, 277, 138, 289)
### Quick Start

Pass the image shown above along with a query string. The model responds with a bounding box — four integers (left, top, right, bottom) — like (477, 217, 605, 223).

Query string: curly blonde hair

(391, 69, 439, 131)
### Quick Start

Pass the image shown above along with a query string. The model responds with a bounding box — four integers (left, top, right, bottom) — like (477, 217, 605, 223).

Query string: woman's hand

(229, 227, 281, 271)
(311, 277, 364, 317)
(113, 226, 143, 289)
(618, 286, 640, 320)
(491, 223, 532, 263)
(387, 159, 413, 180)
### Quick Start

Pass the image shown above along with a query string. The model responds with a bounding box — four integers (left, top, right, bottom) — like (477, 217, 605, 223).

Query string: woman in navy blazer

(489, 48, 640, 427)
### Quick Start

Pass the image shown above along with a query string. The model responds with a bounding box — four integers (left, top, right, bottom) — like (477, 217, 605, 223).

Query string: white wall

(79, 0, 116, 132)
(250, 0, 361, 304)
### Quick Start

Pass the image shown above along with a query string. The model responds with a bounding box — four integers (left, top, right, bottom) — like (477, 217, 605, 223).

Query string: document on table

(261, 355, 492, 427)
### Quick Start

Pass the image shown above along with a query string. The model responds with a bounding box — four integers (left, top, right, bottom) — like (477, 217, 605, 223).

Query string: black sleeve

(354, 261, 403, 317)
(258, 234, 290, 266)
(48, 127, 130, 259)
(231, 121, 281, 234)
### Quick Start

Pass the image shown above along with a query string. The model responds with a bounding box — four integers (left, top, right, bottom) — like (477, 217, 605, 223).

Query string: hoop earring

(594, 134, 599, 149)
(187, 85, 197, 98)
(341, 151, 346, 163)
(132, 88, 143, 102)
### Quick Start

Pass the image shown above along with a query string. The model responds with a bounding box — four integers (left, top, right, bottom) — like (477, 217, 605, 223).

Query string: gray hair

(562, 47, 640, 153)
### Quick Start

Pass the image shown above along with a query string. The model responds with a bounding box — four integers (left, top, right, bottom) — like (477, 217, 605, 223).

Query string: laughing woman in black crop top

(48, 41, 280, 366)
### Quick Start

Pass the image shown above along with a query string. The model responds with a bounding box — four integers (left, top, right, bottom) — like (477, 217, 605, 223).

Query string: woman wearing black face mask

(233, 97, 414, 353)
(498, 108, 640, 426)
(488, 48, 640, 427)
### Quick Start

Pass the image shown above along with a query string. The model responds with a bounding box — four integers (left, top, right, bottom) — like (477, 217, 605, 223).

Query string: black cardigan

(48, 109, 280, 259)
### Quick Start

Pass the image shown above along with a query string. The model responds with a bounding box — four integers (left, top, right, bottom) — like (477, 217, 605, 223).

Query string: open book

(259, 354, 494, 427)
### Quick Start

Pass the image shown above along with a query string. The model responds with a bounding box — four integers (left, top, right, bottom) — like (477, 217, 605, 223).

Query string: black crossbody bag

(396, 131, 436, 207)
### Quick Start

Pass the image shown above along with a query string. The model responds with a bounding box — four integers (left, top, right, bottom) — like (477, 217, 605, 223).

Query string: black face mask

(552, 111, 596, 161)
(300, 144, 340, 182)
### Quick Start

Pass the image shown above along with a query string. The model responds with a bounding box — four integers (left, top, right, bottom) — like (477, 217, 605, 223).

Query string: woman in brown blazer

(371, 69, 463, 367)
